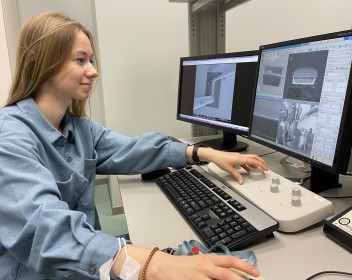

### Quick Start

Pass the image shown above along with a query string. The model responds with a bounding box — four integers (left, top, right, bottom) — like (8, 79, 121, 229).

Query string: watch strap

(192, 144, 203, 162)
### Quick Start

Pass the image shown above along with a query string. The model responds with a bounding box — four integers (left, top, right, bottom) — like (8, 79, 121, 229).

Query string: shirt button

(88, 264, 97, 275)
(58, 138, 65, 146)
(66, 156, 72, 162)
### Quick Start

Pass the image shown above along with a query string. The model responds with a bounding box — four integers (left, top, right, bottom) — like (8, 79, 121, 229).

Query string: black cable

(306, 270, 352, 280)
(322, 194, 352, 199)
(299, 175, 311, 185)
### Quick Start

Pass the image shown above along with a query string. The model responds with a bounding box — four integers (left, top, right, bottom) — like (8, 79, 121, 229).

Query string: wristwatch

(192, 144, 203, 162)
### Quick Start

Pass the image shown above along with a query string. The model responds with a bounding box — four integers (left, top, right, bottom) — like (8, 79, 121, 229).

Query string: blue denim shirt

(0, 97, 188, 279)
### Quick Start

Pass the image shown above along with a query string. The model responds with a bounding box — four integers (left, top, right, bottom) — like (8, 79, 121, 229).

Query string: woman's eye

(77, 58, 85, 64)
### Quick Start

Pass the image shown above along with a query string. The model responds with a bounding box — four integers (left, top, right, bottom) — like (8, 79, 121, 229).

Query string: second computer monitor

(177, 50, 258, 151)
(250, 30, 352, 193)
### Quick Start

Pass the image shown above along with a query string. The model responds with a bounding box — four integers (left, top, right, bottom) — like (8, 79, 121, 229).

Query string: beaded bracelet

(142, 247, 159, 280)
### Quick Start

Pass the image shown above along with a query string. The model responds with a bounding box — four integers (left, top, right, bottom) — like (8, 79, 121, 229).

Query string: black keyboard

(156, 165, 279, 250)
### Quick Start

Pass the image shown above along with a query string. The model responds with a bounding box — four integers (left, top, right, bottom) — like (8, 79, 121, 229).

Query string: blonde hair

(6, 11, 97, 117)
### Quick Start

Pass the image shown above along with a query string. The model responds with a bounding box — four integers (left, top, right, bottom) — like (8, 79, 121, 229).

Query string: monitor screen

(250, 30, 352, 193)
(177, 50, 258, 151)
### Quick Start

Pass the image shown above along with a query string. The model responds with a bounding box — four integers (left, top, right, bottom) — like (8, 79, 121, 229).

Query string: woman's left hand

(196, 148, 269, 185)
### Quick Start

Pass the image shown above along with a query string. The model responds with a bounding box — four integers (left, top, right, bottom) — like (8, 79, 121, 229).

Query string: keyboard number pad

(200, 209, 258, 246)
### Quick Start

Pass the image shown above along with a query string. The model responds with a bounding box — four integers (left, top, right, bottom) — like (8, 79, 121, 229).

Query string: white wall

(94, 0, 191, 138)
(93, 1, 190, 213)
(226, 0, 352, 52)
(0, 0, 17, 107)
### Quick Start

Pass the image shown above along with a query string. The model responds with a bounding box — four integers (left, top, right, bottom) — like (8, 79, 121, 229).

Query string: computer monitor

(249, 30, 352, 193)
(177, 50, 258, 151)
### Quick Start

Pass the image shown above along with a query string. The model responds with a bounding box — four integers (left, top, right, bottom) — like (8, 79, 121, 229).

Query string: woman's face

(45, 30, 98, 105)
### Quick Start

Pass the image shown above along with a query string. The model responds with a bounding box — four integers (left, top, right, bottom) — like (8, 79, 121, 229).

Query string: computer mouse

(229, 268, 267, 280)
(141, 168, 171, 180)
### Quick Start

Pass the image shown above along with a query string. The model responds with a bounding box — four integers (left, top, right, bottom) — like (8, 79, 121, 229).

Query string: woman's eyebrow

(75, 50, 95, 58)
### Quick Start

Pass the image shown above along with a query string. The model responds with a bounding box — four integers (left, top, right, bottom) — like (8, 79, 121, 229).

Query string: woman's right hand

(112, 244, 260, 280)
(146, 250, 260, 280)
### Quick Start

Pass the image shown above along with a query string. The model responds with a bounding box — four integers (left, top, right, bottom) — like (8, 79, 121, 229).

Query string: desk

(118, 136, 352, 280)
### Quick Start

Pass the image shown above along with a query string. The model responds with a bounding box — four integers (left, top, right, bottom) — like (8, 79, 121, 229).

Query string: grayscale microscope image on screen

(177, 50, 258, 152)
(283, 50, 328, 102)
(193, 63, 236, 122)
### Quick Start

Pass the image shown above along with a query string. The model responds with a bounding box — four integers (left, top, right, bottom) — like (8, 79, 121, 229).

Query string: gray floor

(94, 184, 129, 237)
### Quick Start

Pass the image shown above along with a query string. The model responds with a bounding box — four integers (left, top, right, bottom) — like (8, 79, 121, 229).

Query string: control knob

(270, 183, 279, 193)
(291, 196, 301, 207)
(292, 186, 301, 197)
(272, 176, 280, 185)
(249, 168, 265, 181)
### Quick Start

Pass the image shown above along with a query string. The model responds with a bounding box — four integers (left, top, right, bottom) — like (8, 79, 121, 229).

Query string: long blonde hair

(6, 11, 98, 117)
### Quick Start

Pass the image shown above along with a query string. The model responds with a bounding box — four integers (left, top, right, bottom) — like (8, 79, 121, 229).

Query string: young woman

(0, 11, 268, 280)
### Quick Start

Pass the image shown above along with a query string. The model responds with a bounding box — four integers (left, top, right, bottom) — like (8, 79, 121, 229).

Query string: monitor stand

(302, 166, 342, 194)
(196, 131, 248, 152)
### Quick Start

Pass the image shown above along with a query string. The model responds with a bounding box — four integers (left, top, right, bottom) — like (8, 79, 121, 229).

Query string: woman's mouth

(81, 83, 92, 89)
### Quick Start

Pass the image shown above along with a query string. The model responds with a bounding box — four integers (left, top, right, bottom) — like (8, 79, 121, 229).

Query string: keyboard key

(203, 228, 215, 238)
(231, 230, 247, 240)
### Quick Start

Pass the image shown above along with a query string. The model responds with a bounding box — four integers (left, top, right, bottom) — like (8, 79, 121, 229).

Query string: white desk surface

(118, 136, 352, 280)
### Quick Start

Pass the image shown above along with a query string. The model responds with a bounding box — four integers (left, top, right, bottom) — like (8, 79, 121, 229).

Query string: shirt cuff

(79, 232, 121, 278)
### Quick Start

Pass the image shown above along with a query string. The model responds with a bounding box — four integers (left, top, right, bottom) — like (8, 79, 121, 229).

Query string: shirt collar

(61, 113, 75, 143)
(17, 97, 74, 144)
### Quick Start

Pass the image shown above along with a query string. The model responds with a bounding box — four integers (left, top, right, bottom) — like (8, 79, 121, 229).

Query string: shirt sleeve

(0, 117, 120, 279)
(88, 120, 189, 175)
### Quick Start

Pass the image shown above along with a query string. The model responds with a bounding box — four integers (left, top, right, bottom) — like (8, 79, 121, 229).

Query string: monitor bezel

(248, 29, 352, 175)
(177, 50, 259, 137)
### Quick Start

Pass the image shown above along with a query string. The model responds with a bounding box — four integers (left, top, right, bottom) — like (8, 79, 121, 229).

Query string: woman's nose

(86, 64, 98, 78)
